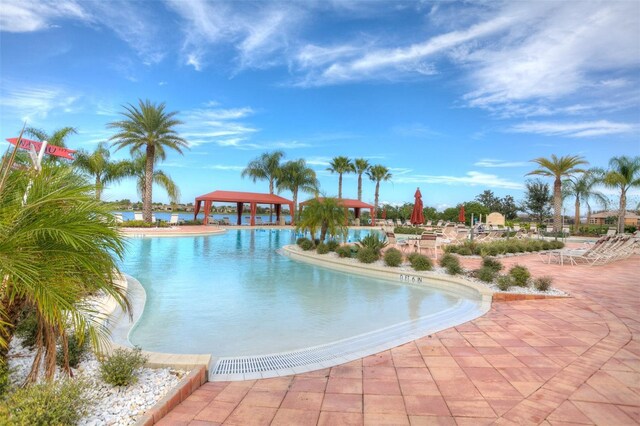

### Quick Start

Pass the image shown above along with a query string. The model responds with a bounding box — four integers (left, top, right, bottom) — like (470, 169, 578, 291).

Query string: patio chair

(529, 224, 538, 235)
(221, 217, 232, 226)
(425, 220, 432, 226)
(606, 228, 617, 237)
(168, 213, 181, 226)
(134, 212, 143, 221)
(385, 232, 410, 253)
(255, 217, 265, 226)
(403, 219, 413, 227)
(114, 213, 124, 224)
(545, 225, 554, 234)
(436, 220, 443, 227)
(417, 233, 439, 259)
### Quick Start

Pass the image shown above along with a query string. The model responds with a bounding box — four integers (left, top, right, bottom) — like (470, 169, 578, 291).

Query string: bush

(0, 360, 10, 398)
(509, 265, 531, 287)
(357, 247, 379, 264)
(481, 257, 503, 273)
(15, 311, 38, 349)
(100, 347, 148, 387)
(316, 242, 330, 254)
(496, 275, 513, 291)
(549, 240, 564, 249)
(393, 226, 423, 235)
(534, 276, 553, 292)
(406, 252, 421, 264)
(57, 334, 87, 369)
(357, 233, 388, 254)
(299, 239, 314, 251)
(0, 379, 88, 425)
(116, 220, 169, 228)
(439, 253, 463, 275)
(335, 245, 351, 258)
(296, 237, 308, 246)
(410, 254, 433, 271)
(476, 266, 498, 283)
(384, 248, 403, 267)
(456, 247, 473, 256)
(326, 240, 340, 252)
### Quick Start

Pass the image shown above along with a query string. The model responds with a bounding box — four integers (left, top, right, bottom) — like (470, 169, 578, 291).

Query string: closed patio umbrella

(410, 188, 424, 225)
(382, 207, 387, 220)
(458, 205, 466, 224)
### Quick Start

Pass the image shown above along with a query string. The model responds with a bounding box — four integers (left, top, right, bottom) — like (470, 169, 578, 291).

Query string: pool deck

(157, 252, 640, 425)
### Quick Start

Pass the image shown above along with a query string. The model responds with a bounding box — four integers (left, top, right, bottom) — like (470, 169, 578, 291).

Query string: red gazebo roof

(299, 197, 374, 209)
(195, 190, 293, 204)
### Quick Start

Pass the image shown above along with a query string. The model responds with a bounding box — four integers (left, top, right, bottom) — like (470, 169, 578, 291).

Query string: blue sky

(1, 0, 639, 211)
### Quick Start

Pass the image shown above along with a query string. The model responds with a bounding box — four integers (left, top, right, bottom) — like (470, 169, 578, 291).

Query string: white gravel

(6, 337, 186, 426)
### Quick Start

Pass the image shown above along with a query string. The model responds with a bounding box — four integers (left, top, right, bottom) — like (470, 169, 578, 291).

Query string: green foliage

(0, 360, 10, 398)
(0, 379, 88, 425)
(383, 248, 403, 267)
(447, 239, 563, 256)
(357, 233, 388, 254)
(496, 275, 513, 291)
(316, 242, 330, 254)
(116, 220, 170, 228)
(296, 197, 348, 242)
(296, 237, 309, 246)
(410, 254, 433, 271)
(534, 276, 553, 292)
(439, 253, 463, 275)
(326, 240, 340, 252)
(335, 245, 351, 258)
(393, 226, 423, 235)
(481, 257, 503, 272)
(100, 347, 148, 387)
(509, 265, 531, 287)
(15, 311, 38, 349)
(407, 252, 422, 264)
(56, 335, 87, 369)
(299, 239, 314, 251)
(357, 247, 379, 264)
(476, 266, 498, 283)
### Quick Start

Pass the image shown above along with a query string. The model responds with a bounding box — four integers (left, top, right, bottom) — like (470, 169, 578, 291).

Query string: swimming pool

(120, 229, 485, 375)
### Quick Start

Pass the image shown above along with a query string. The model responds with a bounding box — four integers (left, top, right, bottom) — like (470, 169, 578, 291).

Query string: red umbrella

(458, 205, 466, 223)
(410, 188, 424, 225)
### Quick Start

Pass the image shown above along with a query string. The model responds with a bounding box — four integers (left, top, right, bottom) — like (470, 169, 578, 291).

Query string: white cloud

(0, 83, 79, 122)
(204, 164, 245, 171)
(0, 0, 89, 32)
(510, 120, 636, 138)
(179, 103, 258, 147)
(394, 171, 523, 190)
(474, 159, 529, 168)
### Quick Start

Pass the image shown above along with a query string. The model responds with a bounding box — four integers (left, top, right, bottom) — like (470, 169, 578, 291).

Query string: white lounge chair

(221, 217, 232, 226)
(114, 213, 124, 224)
(168, 213, 181, 226)
(255, 217, 265, 226)
(134, 212, 143, 221)
(417, 233, 439, 259)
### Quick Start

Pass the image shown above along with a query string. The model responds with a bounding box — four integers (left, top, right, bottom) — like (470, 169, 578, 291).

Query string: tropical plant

(357, 247, 379, 263)
(383, 248, 403, 267)
(276, 159, 319, 223)
(366, 164, 392, 225)
(409, 254, 433, 271)
(602, 156, 640, 233)
(73, 142, 134, 200)
(296, 197, 348, 242)
(25, 126, 77, 148)
(509, 265, 531, 287)
(562, 168, 608, 227)
(353, 158, 370, 201)
(100, 347, 147, 386)
(0, 163, 131, 382)
(327, 156, 354, 199)
(128, 154, 180, 204)
(242, 150, 285, 222)
(527, 155, 588, 231)
(109, 99, 188, 223)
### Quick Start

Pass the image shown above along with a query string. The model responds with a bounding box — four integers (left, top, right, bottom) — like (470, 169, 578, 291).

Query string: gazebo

(298, 198, 375, 225)
(194, 190, 295, 225)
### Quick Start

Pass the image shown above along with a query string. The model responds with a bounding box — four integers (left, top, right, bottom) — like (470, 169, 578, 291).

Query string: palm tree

(562, 168, 608, 228)
(602, 156, 640, 233)
(276, 159, 319, 223)
(527, 155, 588, 232)
(327, 156, 354, 199)
(241, 151, 285, 223)
(296, 197, 348, 242)
(73, 142, 134, 200)
(366, 164, 392, 225)
(108, 99, 188, 223)
(25, 126, 77, 148)
(129, 154, 180, 204)
(353, 158, 370, 201)
(0, 162, 130, 381)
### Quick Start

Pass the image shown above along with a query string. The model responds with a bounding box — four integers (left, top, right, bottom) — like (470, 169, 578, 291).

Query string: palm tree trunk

(553, 178, 562, 232)
(618, 189, 626, 234)
(357, 174, 362, 201)
(587, 204, 592, 226)
(574, 197, 580, 229)
(95, 176, 102, 200)
(269, 179, 274, 223)
(143, 147, 155, 223)
(292, 187, 298, 224)
(374, 181, 380, 224)
(338, 174, 343, 199)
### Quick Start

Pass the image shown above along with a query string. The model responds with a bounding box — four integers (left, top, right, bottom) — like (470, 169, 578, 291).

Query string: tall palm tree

(241, 151, 285, 223)
(366, 164, 392, 225)
(296, 197, 348, 242)
(527, 155, 588, 231)
(353, 158, 370, 201)
(276, 159, 319, 223)
(108, 99, 188, 223)
(129, 154, 180, 204)
(562, 168, 607, 227)
(73, 142, 134, 200)
(327, 156, 354, 199)
(25, 126, 77, 148)
(602, 156, 640, 233)
(0, 162, 130, 381)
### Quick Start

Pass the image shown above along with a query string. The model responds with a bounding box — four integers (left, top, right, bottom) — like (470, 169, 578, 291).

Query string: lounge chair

(417, 233, 439, 259)
(168, 213, 183, 226)
(221, 217, 232, 226)
(385, 232, 410, 253)
(403, 219, 413, 227)
(114, 213, 124, 224)
(606, 228, 617, 237)
(255, 217, 265, 226)
(134, 212, 143, 221)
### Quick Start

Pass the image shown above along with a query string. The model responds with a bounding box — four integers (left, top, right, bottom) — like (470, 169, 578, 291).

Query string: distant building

(588, 210, 640, 226)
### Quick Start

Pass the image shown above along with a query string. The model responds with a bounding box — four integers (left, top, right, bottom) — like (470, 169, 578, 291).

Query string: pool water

(122, 229, 480, 356)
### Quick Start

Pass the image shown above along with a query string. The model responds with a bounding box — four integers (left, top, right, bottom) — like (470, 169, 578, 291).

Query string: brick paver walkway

(158, 254, 640, 425)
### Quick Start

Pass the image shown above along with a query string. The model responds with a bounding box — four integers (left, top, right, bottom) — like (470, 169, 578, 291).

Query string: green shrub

(57, 334, 87, 369)
(296, 237, 308, 246)
(357, 247, 379, 264)
(15, 311, 38, 349)
(0, 379, 88, 425)
(0, 360, 10, 398)
(456, 247, 473, 256)
(534, 276, 553, 292)
(541, 241, 552, 250)
(476, 266, 498, 283)
(496, 275, 513, 291)
(509, 265, 531, 287)
(383, 248, 403, 267)
(100, 347, 147, 387)
(316, 242, 330, 254)
(481, 257, 503, 273)
(299, 239, 314, 251)
(117, 220, 169, 228)
(350, 245, 360, 256)
(326, 240, 340, 252)
(357, 233, 388, 254)
(394, 226, 423, 235)
(335, 245, 351, 258)
(549, 240, 564, 249)
(410, 254, 433, 271)
(439, 253, 463, 275)
(406, 252, 421, 264)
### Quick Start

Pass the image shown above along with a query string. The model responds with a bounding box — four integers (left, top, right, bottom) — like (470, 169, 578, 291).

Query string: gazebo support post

(237, 202, 243, 225)
(276, 204, 281, 225)
(203, 201, 211, 225)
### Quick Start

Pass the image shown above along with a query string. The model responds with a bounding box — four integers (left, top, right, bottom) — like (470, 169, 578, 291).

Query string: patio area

(157, 252, 639, 425)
